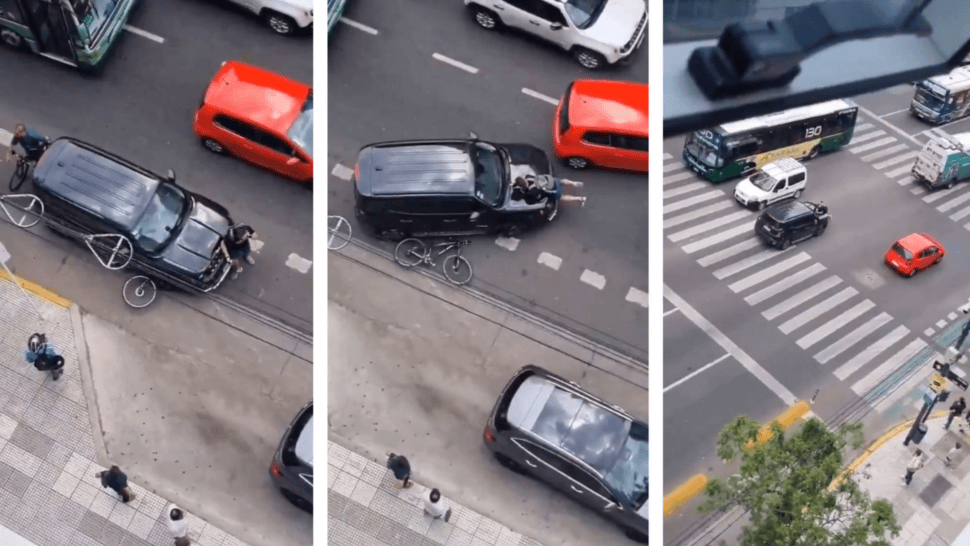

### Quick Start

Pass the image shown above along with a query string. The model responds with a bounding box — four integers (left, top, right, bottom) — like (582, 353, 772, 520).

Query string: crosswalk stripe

(669, 211, 751, 242)
(854, 123, 874, 132)
(833, 324, 909, 380)
(762, 276, 842, 321)
(664, 182, 709, 199)
(745, 263, 826, 305)
(923, 185, 961, 203)
(861, 143, 909, 163)
(728, 252, 811, 293)
(912, 186, 927, 195)
(896, 176, 914, 186)
(779, 287, 858, 334)
(697, 238, 761, 267)
(815, 312, 892, 364)
(850, 136, 896, 154)
(664, 152, 673, 160)
(664, 171, 697, 186)
(872, 151, 919, 170)
(797, 300, 875, 349)
(884, 164, 915, 178)
(663, 190, 723, 214)
(847, 129, 885, 145)
(713, 248, 784, 280)
(683, 221, 757, 254)
(938, 190, 970, 212)
(950, 202, 970, 221)
(850, 338, 927, 395)
(664, 201, 734, 229)
(965, 221, 970, 231)
(664, 162, 686, 173)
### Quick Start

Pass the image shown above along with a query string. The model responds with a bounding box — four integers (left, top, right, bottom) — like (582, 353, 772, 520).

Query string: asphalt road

(328, 0, 649, 362)
(663, 83, 970, 543)
(0, 0, 314, 333)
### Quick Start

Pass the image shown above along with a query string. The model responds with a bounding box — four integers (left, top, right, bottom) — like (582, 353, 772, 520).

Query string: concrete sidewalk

(0, 270, 250, 546)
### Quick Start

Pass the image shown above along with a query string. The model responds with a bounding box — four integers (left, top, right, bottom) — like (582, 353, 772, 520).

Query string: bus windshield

(914, 87, 946, 112)
(685, 133, 722, 168)
(71, 0, 119, 41)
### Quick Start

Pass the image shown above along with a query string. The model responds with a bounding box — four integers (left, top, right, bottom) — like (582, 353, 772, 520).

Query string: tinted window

(533, 0, 566, 24)
(602, 424, 648, 509)
(563, 0, 609, 29)
(583, 132, 612, 146)
(255, 130, 296, 156)
(892, 242, 913, 260)
(838, 110, 857, 132)
(620, 136, 649, 152)
(789, 172, 806, 185)
(131, 183, 185, 252)
(524, 441, 575, 475)
(472, 143, 504, 207)
(214, 115, 257, 141)
(505, 0, 540, 15)
(286, 95, 313, 159)
(0, 0, 24, 23)
(560, 462, 615, 500)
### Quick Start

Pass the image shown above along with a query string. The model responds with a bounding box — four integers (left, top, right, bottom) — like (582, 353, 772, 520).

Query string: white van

(734, 157, 807, 211)
(912, 129, 970, 189)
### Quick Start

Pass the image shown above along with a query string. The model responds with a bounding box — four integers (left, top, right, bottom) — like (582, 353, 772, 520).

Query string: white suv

(225, 0, 313, 35)
(465, 0, 647, 69)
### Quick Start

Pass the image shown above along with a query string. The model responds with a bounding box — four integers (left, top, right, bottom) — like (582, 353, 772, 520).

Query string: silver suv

(465, 0, 647, 69)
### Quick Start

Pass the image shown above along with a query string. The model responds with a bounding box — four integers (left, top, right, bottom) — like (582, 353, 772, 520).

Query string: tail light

(483, 425, 495, 444)
(354, 162, 360, 181)
(270, 459, 282, 477)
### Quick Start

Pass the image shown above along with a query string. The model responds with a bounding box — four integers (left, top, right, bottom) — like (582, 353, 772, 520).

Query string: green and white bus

(683, 98, 859, 182)
(0, 0, 138, 70)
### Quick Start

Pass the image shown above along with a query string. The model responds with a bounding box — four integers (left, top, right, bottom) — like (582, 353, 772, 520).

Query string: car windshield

(602, 424, 648, 509)
(892, 242, 913, 261)
(685, 134, 722, 168)
(472, 142, 504, 207)
(914, 87, 945, 111)
(564, 0, 608, 29)
(71, 0, 119, 43)
(131, 183, 186, 253)
(287, 95, 313, 159)
(750, 170, 777, 191)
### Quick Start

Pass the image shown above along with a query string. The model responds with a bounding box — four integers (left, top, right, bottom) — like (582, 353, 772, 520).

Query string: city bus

(0, 0, 138, 70)
(683, 98, 859, 182)
(911, 67, 970, 125)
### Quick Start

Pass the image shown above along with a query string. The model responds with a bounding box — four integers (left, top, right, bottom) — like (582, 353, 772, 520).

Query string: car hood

(735, 178, 769, 199)
(582, 0, 646, 48)
(159, 198, 231, 275)
(502, 143, 552, 182)
(282, 0, 313, 11)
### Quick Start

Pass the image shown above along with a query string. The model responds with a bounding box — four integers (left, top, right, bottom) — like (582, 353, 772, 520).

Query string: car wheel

(757, 201, 766, 211)
(778, 237, 790, 250)
(379, 229, 406, 242)
(201, 138, 227, 155)
(625, 528, 649, 543)
(494, 453, 524, 474)
(946, 179, 956, 189)
(815, 223, 826, 236)
(566, 157, 589, 170)
(280, 489, 313, 513)
(793, 189, 803, 199)
(0, 29, 24, 50)
(574, 48, 606, 70)
(808, 146, 820, 160)
(500, 225, 521, 238)
(472, 7, 500, 29)
(265, 11, 297, 35)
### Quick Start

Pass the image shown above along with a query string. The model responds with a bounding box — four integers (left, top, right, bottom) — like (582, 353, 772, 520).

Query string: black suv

(32, 138, 233, 291)
(353, 136, 559, 240)
(483, 365, 648, 543)
(755, 200, 830, 250)
(270, 400, 313, 512)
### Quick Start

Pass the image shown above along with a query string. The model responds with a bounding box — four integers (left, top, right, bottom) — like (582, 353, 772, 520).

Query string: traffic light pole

(905, 313, 970, 445)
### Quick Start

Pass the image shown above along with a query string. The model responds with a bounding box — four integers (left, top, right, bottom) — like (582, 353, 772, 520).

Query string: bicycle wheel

(442, 255, 473, 285)
(394, 238, 426, 267)
(123, 276, 157, 308)
(327, 215, 352, 250)
(9, 159, 28, 192)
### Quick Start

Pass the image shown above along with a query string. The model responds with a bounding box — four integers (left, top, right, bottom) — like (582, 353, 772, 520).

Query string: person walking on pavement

(95, 465, 135, 503)
(386, 453, 413, 488)
(166, 504, 191, 546)
(422, 488, 452, 522)
(220, 224, 258, 280)
(946, 443, 962, 468)
(946, 397, 966, 430)
(24, 333, 64, 381)
(902, 449, 925, 486)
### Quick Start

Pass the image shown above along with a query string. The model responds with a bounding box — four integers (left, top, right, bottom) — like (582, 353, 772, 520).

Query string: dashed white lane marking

(340, 18, 379, 35)
(580, 270, 606, 290)
(664, 153, 673, 160)
(332, 164, 354, 180)
(537, 252, 562, 270)
(663, 307, 680, 317)
(432, 53, 479, 74)
(948, 312, 958, 321)
(625, 287, 648, 308)
(937, 319, 948, 329)
(124, 25, 164, 43)
(522, 88, 559, 106)
(879, 107, 911, 118)
(250, 239, 265, 253)
(924, 327, 935, 337)
(0, 129, 11, 147)
(664, 353, 730, 393)
(285, 253, 312, 273)
(495, 236, 519, 251)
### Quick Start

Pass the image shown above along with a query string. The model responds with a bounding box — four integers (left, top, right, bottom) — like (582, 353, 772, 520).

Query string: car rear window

(295, 415, 313, 466)
(559, 83, 573, 136)
(892, 243, 913, 261)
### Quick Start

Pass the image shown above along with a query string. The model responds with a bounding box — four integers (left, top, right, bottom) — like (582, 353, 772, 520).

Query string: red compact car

(553, 80, 648, 173)
(195, 61, 313, 184)
(885, 233, 945, 277)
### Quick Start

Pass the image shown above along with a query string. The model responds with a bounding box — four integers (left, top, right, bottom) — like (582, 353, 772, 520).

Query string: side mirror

(167, 169, 176, 183)
(550, 22, 562, 30)
(469, 132, 479, 140)
(287, 157, 300, 166)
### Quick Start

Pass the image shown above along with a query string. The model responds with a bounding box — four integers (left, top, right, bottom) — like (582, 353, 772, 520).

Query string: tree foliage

(699, 416, 900, 546)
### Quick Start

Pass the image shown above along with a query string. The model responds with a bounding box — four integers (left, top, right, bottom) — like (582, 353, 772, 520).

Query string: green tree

(699, 416, 900, 546)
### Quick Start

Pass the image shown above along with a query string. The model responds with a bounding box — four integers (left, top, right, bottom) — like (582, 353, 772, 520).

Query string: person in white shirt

(422, 488, 452, 522)
(902, 449, 925, 486)
(946, 443, 962, 467)
(166, 504, 190, 546)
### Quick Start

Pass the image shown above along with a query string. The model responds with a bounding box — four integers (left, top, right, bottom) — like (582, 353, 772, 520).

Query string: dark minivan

(270, 400, 313, 512)
(32, 138, 234, 290)
(483, 365, 648, 543)
(353, 136, 560, 240)
(755, 200, 830, 250)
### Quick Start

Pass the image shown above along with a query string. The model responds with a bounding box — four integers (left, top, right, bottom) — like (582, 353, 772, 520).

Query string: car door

(580, 131, 613, 168)
(920, 247, 939, 269)
(787, 171, 806, 197)
(211, 114, 261, 159)
(251, 128, 307, 180)
(558, 459, 623, 515)
(511, 439, 572, 486)
(768, 178, 788, 204)
(796, 216, 817, 242)
(501, 0, 568, 48)
(611, 135, 649, 172)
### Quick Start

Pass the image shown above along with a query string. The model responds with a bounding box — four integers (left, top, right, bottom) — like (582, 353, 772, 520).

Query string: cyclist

(24, 333, 65, 381)
(10, 123, 49, 163)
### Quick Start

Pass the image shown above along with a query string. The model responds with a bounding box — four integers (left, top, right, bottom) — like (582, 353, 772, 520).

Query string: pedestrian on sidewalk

(902, 449, 925, 486)
(946, 397, 966, 430)
(422, 488, 452, 522)
(166, 504, 191, 546)
(946, 443, 962, 467)
(95, 465, 135, 503)
(220, 224, 259, 280)
(24, 333, 65, 381)
(386, 453, 413, 488)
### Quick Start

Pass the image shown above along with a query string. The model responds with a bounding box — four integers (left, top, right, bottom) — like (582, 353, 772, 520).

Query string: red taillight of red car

(483, 425, 495, 444)
(270, 459, 282, 477)
(354, 162, 360, 182)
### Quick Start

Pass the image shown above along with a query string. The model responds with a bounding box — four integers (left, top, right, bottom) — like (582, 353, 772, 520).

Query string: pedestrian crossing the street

(662, 145, 931, 396)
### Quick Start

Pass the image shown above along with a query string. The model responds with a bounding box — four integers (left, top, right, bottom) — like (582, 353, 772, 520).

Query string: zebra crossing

(661, 149, 929, 397)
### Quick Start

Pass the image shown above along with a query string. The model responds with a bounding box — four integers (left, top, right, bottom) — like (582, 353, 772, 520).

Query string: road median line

(664, 474, 709, 518)
(0, 269, 71, 309)
(744, 401, 812, 451)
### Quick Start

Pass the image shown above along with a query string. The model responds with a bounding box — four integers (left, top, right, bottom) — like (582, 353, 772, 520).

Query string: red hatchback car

(553, 80, 648, 173)
(885, 233, 945, 277)
(195, 61, 313, 184)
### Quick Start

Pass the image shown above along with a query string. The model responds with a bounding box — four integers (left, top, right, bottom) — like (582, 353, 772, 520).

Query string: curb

(70, 305, 110, 467)
(745, 401, 812, 451)
(0, 268, 71, 309)
(664, 474, 709, 518)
